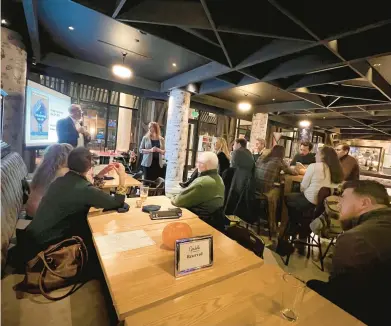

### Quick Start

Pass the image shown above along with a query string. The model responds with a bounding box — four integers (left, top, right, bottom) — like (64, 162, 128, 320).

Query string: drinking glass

(140, 186, 149, 204)
(281, 273, 306, 322)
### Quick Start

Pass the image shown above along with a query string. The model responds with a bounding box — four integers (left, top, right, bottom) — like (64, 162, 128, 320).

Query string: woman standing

(214, 137, 230, 176)
(139, 122, 165, 181)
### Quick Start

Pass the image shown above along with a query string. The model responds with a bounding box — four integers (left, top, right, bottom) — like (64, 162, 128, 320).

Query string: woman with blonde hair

(26, 143, 73, 218)
(139, 122, 165, 181)
(214, 137, 230, 175)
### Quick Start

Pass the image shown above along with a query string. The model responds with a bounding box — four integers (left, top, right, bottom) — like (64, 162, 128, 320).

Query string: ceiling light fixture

(172, 63, 177, 67)
(272, 98, 275, 101)
(299, 120, 311, 128)
(373, 63, 381, 67)
(1, 19, 7, 25)
(68, 26, 74, 30)
(112, 52, 132, 79)
(238, 102, 252, 112)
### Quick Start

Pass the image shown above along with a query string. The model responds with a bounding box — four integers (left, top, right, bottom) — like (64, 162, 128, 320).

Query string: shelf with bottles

(350, 145, 384, 172)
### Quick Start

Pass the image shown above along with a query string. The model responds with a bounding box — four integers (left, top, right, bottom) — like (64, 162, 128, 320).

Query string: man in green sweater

(172, 152, 225, 225)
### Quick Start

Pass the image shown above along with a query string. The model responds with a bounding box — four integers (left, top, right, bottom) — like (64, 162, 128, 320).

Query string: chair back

(149, 177, 165, 196)
(132, 170, 143, 180)
(225, 224, 265, 258)
(314, 187, 332, 218)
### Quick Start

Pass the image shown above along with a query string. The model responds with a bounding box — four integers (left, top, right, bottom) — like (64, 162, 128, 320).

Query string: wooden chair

(139, 177, 165, 196)
(225, 224, 265, 259)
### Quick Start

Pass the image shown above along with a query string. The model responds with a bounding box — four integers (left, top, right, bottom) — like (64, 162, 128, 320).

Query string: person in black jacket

(21, 147, 127, 273)
(56, 104, 90, 147)
(214, 137, 230, 176)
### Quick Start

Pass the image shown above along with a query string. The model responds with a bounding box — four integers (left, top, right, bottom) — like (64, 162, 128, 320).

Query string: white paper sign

(95, 229, 155, 256)
(175, 235, 213, 277)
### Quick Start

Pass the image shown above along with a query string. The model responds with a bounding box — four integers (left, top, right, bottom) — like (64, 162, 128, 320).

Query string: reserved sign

(174, 235, 213, 277)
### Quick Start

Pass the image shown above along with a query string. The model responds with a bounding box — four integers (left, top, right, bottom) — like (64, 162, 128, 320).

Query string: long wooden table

(125, 264, 364, 326)
(88, 196, 198, 229)
(88, 197, 263, 321)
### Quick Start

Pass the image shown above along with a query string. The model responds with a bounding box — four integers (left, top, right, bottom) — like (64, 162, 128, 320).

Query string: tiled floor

(261, 234, 333, 283)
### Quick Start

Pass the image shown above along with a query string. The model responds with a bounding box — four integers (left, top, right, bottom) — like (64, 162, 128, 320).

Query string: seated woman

(284, 146, 343, 249)
(26, 143, 73, 218)
(20, 147, 128, 274)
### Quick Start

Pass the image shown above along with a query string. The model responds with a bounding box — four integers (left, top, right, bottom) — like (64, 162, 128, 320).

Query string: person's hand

(96, 163, 116, 178)
(113, 163, 126, 185)
(151, 147, 157, 153)
(77, 126, 86, 134)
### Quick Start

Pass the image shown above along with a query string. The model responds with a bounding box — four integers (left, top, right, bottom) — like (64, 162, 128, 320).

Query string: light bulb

(112, 64, 132, 78)
(238, 102, 252, 112)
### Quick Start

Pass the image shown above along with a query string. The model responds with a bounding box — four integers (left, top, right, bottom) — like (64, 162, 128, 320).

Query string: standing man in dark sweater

(335, 143, 360, 181)
(307, 180, 391, 325)
(230, 138, 254, 172)
(21, 147, 127, 270)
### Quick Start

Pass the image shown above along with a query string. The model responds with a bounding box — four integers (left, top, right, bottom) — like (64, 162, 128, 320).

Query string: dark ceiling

(2, 0, 391, 139)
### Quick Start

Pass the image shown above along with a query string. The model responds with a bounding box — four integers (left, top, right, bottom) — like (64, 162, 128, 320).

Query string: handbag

(14, 236, 88, 301)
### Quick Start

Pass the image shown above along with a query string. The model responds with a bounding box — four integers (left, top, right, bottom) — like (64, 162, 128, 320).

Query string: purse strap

(36, 236, 88, 301)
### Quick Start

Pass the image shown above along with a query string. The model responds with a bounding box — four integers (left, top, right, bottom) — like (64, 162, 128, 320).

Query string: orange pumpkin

(162, 222, 193, 250)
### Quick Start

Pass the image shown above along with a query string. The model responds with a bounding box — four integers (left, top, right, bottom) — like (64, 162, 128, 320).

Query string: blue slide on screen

(25, 80, 71, 147)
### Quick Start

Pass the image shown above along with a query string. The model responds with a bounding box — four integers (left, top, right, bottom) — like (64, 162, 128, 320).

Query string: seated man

(307, 180, 391, 325)
(252, 137, 270, 163)
(335, 143, 360, 181)
(20, 147, 128, 275)
(290, 141, 316, 174)
(230, 138, 254, 172)
(172, 152, 225, 228)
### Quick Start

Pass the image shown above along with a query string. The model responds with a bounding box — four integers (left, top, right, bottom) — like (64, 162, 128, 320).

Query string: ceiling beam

(112, 0, 127, 18)
(118, 0, 211, 29)
(254, 100, 317, 113)
(275, 66, 359, 90)
(179, 27, 221, 47)
(191, 94, 236, 111)
(161, 62, 231, 92)
(294, 84, 389, 102)
(200, 0, 233, 68)
(41, 53, 161, 92)
(22, 0, 41, 61)
(349, 61, 391, 101)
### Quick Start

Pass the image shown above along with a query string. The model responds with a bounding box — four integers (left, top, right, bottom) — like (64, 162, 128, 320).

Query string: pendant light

(112, 52, 132, 79)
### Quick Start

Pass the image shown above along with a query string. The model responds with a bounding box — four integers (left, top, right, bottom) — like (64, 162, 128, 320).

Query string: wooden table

(88, 203, 263, 320)
(88, 196, 198, 230)
(125, 264, 364, 326)
(93, 165, 141, 189)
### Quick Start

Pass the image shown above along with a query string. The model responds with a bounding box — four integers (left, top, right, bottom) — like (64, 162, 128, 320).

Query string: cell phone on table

(150, 209, 182, 220)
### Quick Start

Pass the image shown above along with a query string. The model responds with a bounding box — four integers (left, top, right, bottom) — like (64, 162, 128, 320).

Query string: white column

(1, 27, 27, 154)
(249, 113, 268, 150)
(116, 107, 132, 152)
(165, 89, 191, 196)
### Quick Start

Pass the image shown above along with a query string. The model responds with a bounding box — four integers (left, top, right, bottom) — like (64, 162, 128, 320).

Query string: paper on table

(95, 230, 155, 255)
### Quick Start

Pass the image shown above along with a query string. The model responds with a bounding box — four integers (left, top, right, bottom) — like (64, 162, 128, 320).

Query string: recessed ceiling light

(238, 102, 252, 112)
(323, 116, 326, 119)
(272, 98, 275, 101)
(68, 26, 74, 31)
(172, 63, 177, 67)
(1, 19, 7, 25)
(373, 63, 381, 67)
